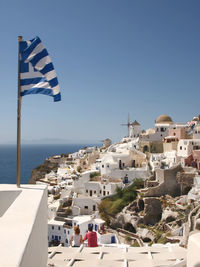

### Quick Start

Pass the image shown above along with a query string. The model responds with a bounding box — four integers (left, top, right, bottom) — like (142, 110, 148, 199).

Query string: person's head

(88, 225, 93, 232)
(74, 226, 80, 235)
(100, 224, 104, 231)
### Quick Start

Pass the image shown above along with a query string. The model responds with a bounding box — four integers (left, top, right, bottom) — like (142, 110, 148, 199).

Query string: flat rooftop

(48, 244, 186, 267)
(49, 219, 65, 226)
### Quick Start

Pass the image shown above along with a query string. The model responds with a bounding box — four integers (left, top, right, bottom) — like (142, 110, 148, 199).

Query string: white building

(140, 114, 174, 142)
(45, 170, 57, 181)
(92, 141, 150, 182)
(73, 170, 98, 194)
(193, 125, 200, 139)
(57, 165, 74, 179)
(150, 151, 177, 171)
(48, 219, 72, 247)
(187, 175, 200, 201)
(72, 215, 104, 237)
(48, 215, 105, 247)
(48, 201, 60, 220)
(177, 139, 200, 158)
(84, 179, 124, 198)
(72, 195, 100, 215)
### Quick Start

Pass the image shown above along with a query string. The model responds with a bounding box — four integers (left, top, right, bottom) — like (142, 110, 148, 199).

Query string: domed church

(139, 114, 174, 154)
(155, 114, 174, 136)
(155, 114, 174, 125)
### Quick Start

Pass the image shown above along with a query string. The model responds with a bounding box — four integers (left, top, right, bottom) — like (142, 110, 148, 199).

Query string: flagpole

(17, 36, 23, 187)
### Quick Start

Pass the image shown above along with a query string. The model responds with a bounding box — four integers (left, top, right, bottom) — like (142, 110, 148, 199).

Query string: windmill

(121, 113, 131, 137)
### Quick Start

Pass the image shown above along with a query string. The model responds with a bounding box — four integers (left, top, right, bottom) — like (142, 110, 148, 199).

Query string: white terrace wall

(187, 232, 200, 267)
(0, 185, 48, 267)
(105, 168, 150, 181)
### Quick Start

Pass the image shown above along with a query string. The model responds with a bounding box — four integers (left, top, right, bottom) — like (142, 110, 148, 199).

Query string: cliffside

(29, 159, 60, 184)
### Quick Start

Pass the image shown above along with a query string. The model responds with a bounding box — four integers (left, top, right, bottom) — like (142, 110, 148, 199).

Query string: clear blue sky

(0, 0, 200, 144)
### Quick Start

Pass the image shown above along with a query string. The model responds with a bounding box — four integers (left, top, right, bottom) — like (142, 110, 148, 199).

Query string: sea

(0, 144, 99, 184)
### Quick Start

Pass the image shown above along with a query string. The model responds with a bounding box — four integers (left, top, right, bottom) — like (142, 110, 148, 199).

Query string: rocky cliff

(29, 158, 61, 184)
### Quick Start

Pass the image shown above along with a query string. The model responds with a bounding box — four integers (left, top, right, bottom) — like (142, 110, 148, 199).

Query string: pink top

(83, 231, 98, 247)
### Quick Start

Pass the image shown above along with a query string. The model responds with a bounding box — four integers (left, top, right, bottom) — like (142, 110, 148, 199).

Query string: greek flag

(19, 36, 61, 102)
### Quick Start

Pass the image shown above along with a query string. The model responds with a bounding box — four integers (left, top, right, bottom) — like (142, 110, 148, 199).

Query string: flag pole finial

(18, 36, 23, 42)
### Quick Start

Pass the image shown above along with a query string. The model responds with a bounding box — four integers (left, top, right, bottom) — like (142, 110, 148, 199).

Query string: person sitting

(70, 226, 83, 247)
(83, 225, 98, 247)
(98, 224, 106, 235)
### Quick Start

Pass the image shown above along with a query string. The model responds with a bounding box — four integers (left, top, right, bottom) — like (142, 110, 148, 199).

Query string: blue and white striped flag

(19, 36, 61, 102)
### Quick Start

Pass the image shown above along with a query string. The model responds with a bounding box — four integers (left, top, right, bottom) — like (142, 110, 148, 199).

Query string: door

(111, 236, 116, 243)
(119, 160, 122, 169)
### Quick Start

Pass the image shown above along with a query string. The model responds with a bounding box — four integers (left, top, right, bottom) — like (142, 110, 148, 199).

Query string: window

(68, 231, 70, 235)
(107, 165, 109, 168)
(84, 206, 88, 209)
(64, 230, 66, 234)
(103, 186, 105, 189)
(102, 165, 104, 168)
(93, 205, 96, 211)
(52, 226, 54, 230)
(59, 236, 61, 240)
(74, 222, 76, 226)
(52, 235, 54, 239)
(86, 190, 88, 193)
(100, 190, 102, 194)
(180, 146, 182, 150)
(65, 239, 68, 243)
(58, 226, 60, 231)
(94, 190, 96, 194)
(107, 191, 109, 195)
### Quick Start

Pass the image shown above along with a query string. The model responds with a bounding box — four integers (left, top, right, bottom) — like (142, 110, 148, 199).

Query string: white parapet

(0, 184, 47, 267)
(187, 232, 200, 267)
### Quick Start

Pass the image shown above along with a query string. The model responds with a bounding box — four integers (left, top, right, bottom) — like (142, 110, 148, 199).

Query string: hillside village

(31, 114, 200, 249)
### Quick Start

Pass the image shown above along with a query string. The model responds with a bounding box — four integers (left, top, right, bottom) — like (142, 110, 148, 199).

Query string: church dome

(156, 114, 173, 124)
(193, 117, 199, 121)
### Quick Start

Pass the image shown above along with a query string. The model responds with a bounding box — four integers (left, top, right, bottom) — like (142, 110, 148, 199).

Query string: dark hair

(88, 225, 93, 231)
(74, 226, 80, 235)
